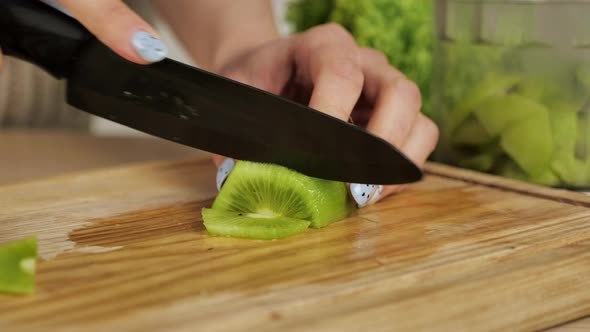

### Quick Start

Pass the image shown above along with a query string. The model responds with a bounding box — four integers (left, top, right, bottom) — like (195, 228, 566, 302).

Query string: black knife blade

(0, 0, 422, 185)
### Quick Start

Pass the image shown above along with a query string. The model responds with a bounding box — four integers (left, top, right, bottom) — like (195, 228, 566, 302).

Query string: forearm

(153, 0, 279, 72)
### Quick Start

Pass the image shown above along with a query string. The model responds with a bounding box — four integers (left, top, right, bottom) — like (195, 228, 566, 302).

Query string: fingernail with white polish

(350, 183, 383, 208)
(131, 31, 168, 63)
(216, 159, 235, 191)
(367, 185, 384, 206)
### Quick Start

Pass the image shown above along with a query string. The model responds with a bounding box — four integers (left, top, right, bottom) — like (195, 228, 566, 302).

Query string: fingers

(351, 49, 438, 208)
(206, 24, 439, 206)
(369, 79, 422, 147)
(361, 49, 422, 148)
(353, 115, 438, 207)
(378, 114, 439, 198)
(294, 24, 364, 121)
(56, 0, 168, 64)
(401, 114, 440, 168)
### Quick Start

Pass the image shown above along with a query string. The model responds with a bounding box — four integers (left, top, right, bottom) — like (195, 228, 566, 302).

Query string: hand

(45, 0, 168, 64)
(213, 24, 439, 207)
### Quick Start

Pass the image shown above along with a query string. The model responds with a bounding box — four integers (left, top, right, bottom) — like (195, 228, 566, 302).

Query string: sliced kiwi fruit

(447, 74, 522, 135)
(498, 160, 559, 186)
(474, 95, 545, 137)
(500, 111, 553, 178)
(202, 209, 311, 240)
(0, 236, 37, 295)
(457, 153, 496, 172)
(552, 156, 586, 185)
(531, 168, 560, 187)
(497, 159, 529, 182)
(514, 77, 561, 105)
(548, 106, 577, 157)
(451, 116, 493, 147)
(576, 64, 590, 92)
(202, 161, 355, 240)
(576, 111, 590, 160)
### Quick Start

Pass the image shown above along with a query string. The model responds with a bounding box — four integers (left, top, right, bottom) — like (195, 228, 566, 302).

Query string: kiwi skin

(202, 161, 356, 240)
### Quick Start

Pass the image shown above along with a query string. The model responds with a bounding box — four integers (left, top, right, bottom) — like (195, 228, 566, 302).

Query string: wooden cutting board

(1, 157, 590, 332)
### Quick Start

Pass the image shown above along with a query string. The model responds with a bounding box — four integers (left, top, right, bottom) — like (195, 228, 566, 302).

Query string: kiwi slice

(514, 77, 562, 105)
(552, 156, 586, 185)
(500, 111, 553, 178)
(576, 64, 590, 92)
(532, 169, 560, 187)
(0, 236, 37, 295)
(546, 106, 585, 185)
(202, 209, 311, 240)
(498, 160, 559, 186)
(576, 111, 590, 160)
(497, 159, 529, 182)
(474, 95, 545, 137)
(451, 116, 494, 147)
(202, 161, 355, 240)
(457, 153, 496, 172)
(448, 74, 522, 134)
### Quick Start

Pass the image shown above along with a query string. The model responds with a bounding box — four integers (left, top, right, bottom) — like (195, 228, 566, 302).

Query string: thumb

(51, 0, 168, 64)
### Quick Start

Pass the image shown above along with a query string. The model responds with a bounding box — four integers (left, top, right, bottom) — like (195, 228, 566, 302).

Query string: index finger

(55, 0, 167, 64)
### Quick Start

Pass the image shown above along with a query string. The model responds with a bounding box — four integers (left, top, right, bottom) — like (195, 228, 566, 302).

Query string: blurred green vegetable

(287, 0, 434, 115)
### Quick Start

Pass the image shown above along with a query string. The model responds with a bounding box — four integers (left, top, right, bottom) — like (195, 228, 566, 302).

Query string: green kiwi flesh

(0, 236, 37, 294)
(202, 161, 355, 240)
(202, 209, 311, 240)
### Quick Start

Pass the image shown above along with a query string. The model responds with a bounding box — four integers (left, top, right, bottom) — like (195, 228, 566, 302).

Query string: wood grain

(548, 318, 590, 332)
(0, 129, 200, 186)
(1, 158, 590, 332)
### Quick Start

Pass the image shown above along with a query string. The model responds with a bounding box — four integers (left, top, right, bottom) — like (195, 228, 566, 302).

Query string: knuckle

(90, 3, 137, 34)
(312, 23, 355, 45)
(327, 57, 364, 88)
(331, 105, 352, 121)
(362, 48, 389, 64)
(323, 23, 352, 38)
(398, 79, 422, 112)
(422, 116, 440, 147)
(102, 2, 129, 19)
(395, 119, 412, 140)
(295, 35, 314, 59)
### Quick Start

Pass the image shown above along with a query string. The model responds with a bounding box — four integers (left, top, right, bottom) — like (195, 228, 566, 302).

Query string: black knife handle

(0, 0, 93, 78)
